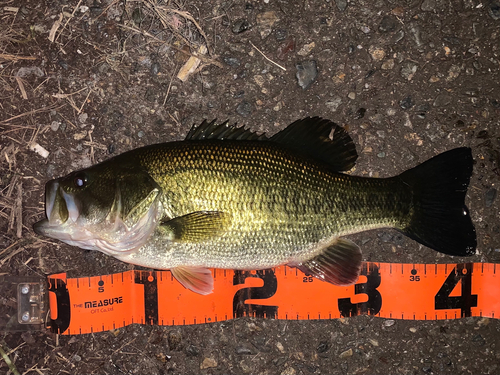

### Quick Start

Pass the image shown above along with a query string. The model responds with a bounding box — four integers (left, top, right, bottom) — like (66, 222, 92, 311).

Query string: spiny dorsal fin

(186, 120, 268, 141)
(270, 117, 358, 172)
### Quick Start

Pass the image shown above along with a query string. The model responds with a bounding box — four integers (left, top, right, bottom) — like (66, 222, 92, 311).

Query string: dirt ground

(1, 0, 500, 374)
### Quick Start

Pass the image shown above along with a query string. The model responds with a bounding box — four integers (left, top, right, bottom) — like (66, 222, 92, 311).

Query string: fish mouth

(33, 180, 162, 255)
(33, 180, 81, 238)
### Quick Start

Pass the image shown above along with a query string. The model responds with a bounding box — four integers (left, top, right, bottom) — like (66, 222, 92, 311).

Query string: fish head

(33, 162, 162, 256)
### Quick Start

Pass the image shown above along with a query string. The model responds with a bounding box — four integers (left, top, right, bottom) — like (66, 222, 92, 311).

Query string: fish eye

(73, 172, 88, 188)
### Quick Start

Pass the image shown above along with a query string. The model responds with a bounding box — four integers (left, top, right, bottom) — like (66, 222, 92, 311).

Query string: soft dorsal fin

(186, 120, 268, 141)
(270, 117, 358, 172)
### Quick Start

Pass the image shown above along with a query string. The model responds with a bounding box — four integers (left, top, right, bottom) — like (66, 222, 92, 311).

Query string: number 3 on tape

(46, 262, 499, 335)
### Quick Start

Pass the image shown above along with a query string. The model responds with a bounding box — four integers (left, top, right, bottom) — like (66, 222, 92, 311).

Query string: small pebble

(488, 1, 500, 20)
(485, 188, 497, 208)
(399, 96, 414, 110)
(150, 61, 160, 75)
(236, 101, 253, 117)
(50, 121, 61, 131)
(232, 19, 251, 34)
(384, 319, 395, 327)
(223, 57, 241, 67)
(297, 42, 315, 56)
(401, 62, 418, 80)
(275, 28, 287, 41)
(316, 341, 329, 353)
(348, 92, 356, 100)
(381, 59, 395, 70)
(235, 345, 253, 355)
(281, 367, 296, 375)
(339, 348, 353, 358)
(409, 327, 418, 333)
(326, 97, 342, 112)
(276, 341, 285, 353)
(335, 0, 348, 11)
(200, 357, 218, 369)
(354, 108, 366, 119)
(185, 344, 200, 357)
(296, 60, 318, 89)
(379, 15, 397, 33)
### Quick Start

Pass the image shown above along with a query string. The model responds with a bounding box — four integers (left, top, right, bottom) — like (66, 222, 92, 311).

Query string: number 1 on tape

(46, 262, 499, 335)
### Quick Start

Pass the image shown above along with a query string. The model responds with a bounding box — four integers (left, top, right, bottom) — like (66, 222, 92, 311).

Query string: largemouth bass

(33, 117, 476, 294)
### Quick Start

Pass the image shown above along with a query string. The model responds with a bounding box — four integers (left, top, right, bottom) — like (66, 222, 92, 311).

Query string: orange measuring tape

(42, 262, 499, 335)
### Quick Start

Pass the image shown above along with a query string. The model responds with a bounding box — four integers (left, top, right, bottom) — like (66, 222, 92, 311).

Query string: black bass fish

(33, 117, 476, 294)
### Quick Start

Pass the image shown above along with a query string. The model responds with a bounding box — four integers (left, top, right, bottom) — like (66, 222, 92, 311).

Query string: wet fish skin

(33, 117, 476, 294)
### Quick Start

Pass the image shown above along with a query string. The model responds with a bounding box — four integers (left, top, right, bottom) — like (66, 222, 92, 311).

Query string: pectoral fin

(171, 266, 214, 295)
(160, 211, 228, 242)
(294, 238, 362, 286)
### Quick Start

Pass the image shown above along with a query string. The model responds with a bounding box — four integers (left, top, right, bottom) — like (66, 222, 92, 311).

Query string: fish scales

(120, 140, 411, 269)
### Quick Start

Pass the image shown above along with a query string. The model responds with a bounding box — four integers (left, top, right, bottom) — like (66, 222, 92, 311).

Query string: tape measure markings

(46, 262, 500, 335)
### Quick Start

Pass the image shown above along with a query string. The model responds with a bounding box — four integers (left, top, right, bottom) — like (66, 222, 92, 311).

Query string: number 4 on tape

(12, 262, 500, 335)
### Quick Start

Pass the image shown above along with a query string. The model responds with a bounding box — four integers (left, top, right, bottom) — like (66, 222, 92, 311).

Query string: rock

(150, 61, 160, 75)
(297, 42, 315, 56)
(235, 345, 253, 355)
(335, 0, 348, 11)
(167, 330, 183, 351)
(485, 188, 497, 208)
(433, 93, 452, 107)
(200, 357, 218, 369)
(379, 15, 397, 33)
(400, 61, 418, 80)
(276, 341, 286, 353)
(232, 19, 251, 34)
(16, 66, 44, 77)
(354, 108, 366, 119)
(381, 59, 395, 70)
(185, 344, 200, 357)
(316, 341, 329, 353)
(236, 101, 253, 117)
(281, 367, 296, 375)
(369, 46, 386, 61)
(50, 121, 61, 131)
(256, 11, 279, 39)
(296, 60, 318, 89)
(488, 1, 500, 20)
(421, 0, 436, 11)
(223, 56, 241, 67)
(409, 23, 423, 46)
(326, 97, 342, 112)
(446, 64, 461, 81)
(339, 348, 353, 358)
(399, 96, 414, 110)
(275, 28, 287, 41)
(384, 319, 395, 327)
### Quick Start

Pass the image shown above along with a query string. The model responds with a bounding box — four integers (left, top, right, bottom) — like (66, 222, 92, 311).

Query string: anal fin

(295, 238, 362, 286)
(171, 266, 214, 295)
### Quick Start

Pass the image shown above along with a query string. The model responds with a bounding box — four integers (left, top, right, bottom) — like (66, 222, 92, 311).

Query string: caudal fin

(397, 147, 476, 256)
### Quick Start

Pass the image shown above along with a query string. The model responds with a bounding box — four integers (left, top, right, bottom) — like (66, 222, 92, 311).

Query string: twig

(0, 104, 63, 124)
(0, 54, 37, 62)
(249, 41, 286, 71)
(0, 341, 20, 375)
(163, 63, 177, 106)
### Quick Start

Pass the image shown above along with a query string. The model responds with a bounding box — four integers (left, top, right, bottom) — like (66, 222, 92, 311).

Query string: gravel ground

(1, 0, 500, 374)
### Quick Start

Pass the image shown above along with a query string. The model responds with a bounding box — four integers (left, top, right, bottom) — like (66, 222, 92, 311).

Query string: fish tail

(397, 147, 476, 256)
